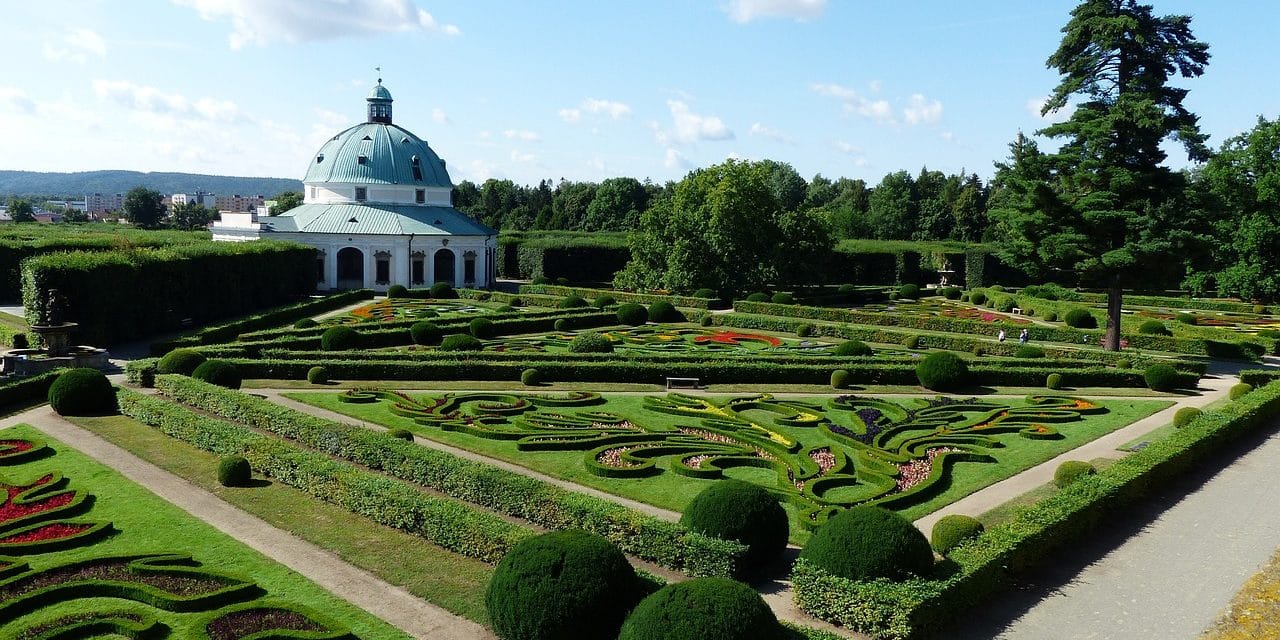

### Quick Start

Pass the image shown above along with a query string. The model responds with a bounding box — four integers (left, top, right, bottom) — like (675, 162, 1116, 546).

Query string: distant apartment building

(86, 193, 124, 214)
(214, 194, 264, 212)
(171, 191, 216, 208)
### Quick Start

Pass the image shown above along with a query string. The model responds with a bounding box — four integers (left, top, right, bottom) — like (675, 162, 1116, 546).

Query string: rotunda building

(214, 82, 497, 291)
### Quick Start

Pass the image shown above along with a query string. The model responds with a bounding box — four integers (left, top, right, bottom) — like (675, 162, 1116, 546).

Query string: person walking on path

(1019, 329, 1029, 345)
(998, 329, 1007, 342)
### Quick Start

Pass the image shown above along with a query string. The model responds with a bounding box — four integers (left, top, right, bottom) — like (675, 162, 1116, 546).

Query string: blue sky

(1, 0, 1277, 188)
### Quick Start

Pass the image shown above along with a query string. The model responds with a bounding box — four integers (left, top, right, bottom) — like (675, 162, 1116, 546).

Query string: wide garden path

(1, 404, 494, 640)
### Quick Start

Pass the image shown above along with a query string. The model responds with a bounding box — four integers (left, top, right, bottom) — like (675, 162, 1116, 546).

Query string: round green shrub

(509, 297, 525, 307)
(745, 292, 770, 303)
(971, 345, 985, 357)
(1175, 312, 1198, 325)
(916, 351, 969, 391)
(1064, 308, 1097, 329)
(648, 301, 684, 322)
(798, 506, 933, 581)
(995, 297, 1016, 313)
(521, 368, 542, 386)
(486, 530, 639, 640)
(430, 282, 457, 299)
(593, 295, 617, 309)
(217, 455, 251, 487)
(693, 288, 718, 299)
(531, 276, 551, 285)
(837, 284, 856, 295)
(1230, 383, 1254, 400)
(771, 292, 796, 305)
(48, 368, 116, 416)
(469, 317, 496, 339)
(1139, 320, 1171, 336)
(1253, 304, 1268, 315)
(700, 315, 714, 327)
(616, 303, 648, 326)
(930, 514, 984, 556)
(1046, 373, 1064, 390)
(306, 366, 329, 384)
(888, 291, 899, 301)
(569, 331, 614, 354)
(1043, 311, 1058, 322)
(320, 326, 360, 351)
(989, 285, 1005, 292)
(960, 293, 971, 302)
(830, 369, 850, 389)
(1015, 345, 1046, 359)
(1173, 406, 1202, 428)
(834, 340, 872, 357)
(1115, 358, 1133, 369)
(902, 335, 920, 350)
(386, 428, 414, 441)
(942, 287, 961, 300)
(1054, 460, 1095, 488)
(969, 291, 988, 306)
(680, 480, 788, 567)
(439, 334, 484, 351)
(386, 284, 408, 298)
(410, 321, 442, 346)
(293, 318, 317, 329)
(415, 309, 439, 319)
(495, 304, 516, 313)
(1144, 363, 1181, 392)
(796, 323, 813, 338)
(553, 319, 570, 331)
(191, 360, 242, 390)
(618, 578, 786, 640)
(559, 294, 589, 309)
(897, 283, 920, 299)
(157, 348, 207, 375)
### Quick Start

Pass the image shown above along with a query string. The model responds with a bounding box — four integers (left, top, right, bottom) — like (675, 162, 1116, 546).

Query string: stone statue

(46, 289, 65, 326)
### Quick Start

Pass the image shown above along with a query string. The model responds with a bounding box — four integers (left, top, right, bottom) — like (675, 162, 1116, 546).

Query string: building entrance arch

(433, 248, 455, 286)
(336, 247, 364, 289)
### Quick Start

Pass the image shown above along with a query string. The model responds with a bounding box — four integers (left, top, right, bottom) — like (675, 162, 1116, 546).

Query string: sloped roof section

(303, 122, 451, 187)
(266, 203, 495, 236)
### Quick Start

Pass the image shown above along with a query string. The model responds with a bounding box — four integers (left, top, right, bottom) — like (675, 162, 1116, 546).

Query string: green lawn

(67, 415, 494, 626)
(1, 423, 412, 639)
(286, 390, 1170, 542)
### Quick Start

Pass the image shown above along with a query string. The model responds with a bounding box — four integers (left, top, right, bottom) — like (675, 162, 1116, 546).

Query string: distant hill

(0, 170, 303, 199)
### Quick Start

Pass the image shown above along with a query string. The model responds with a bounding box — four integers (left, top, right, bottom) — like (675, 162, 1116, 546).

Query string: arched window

(411, 155, 423, 181)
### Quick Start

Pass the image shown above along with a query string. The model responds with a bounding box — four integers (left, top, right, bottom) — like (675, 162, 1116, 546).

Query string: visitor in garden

(998, 329, 1007, 342)
(1019, 329, 1029, 345)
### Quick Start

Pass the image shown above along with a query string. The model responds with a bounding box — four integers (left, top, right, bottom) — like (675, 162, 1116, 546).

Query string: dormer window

(361, 135, 372, 141)
(411, 155, 423, 181)
(416, 189, 425, 204)
(316, 154, 324, 163)
(355, 187, 367, 201)
(357, 155, 368, 165)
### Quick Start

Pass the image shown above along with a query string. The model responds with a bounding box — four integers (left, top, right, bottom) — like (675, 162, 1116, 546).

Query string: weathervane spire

(375, 66, 382, 85)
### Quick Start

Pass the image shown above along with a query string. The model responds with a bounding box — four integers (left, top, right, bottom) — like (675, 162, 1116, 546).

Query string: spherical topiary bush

(930, 514, 984, 555)
(1054, 460, 1095, 488)
(320, 326, 360, 351)
(410, 321, 442, 346)
(48, 368, 116, 416)
(1173, 406, 1202, 428)
(592, 295, 617, 309)
(439, 334, 484, 351)
(693, 288, 718, 299)
(469, 317, 496, 339)
(798, 506, 933, 581)
(971, 345, 985, 357)
(796, 323, 813, 338)
(559, 294, 589, 309)
(1139, 320, 1171, 336)
(157, 348, 207, 375)
(1230, 383, 1254, 401)
(386, 428, 414, 441)
(1043, 311, 1058, 322)
(293, 318, 317, 329)
(1144, 363, 1181, 392)
(680, 480, 788, 568)
(902, 335, 920, 350)
(770, 292, 796, 305)
(1115, 358, 1133, 369)
(837, 283, 856, 295)
(1015, 345, 1046, 359)
(306, 366, 329, 385)
(897, 283, 920, 300)
(192, 360, 242, 390)
(569, 331, 614, 354)
(531, 276, 551, 285)
(700, 315, 714, 327)
(745, 292, 770, 303)
(989, 285, 1005, 292)
(969, 291, 988, 306)
(916, 352, 969, 391)
(995, 296, 1016, 313)
(834, 340, 872, 357)
(486, 530, 640, 640)
(1175, 312, 1198, 325)
(830, 369, 850, 389)
(495, 304, 516, 313)
(942, 286, 962, 300)
(521, 368, 542, 386)
(617, 577, 786, 640)
(1064, 308, 1097, 329)
(1046, 373, 1064, 390)
(648, 301, 683, 323)
(553, 319, 570, 332)
(217, 455, 251, 487)
(430, 282, 457, 299)
(616, 303, 648, 326)
(386, 284, 408, 298)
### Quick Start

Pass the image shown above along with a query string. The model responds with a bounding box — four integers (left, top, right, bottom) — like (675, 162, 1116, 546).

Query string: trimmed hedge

(680, 480, 788, 568)
(48, 368, 116, 416)
(799, 507, 933, 581)
(930, 515, 984, 556)
(520, 283, 724, 310)
(469, 317, 496, 339)
(157, 348, 206, 376)
(1172, 407, 1201, 428)
(1144, 364, 1182, 391)
(217, 455, 252, 487)
(520, 368, 542, 386)
(321, 326, 360, 351)
(439, 334, 484, 351)
(410, 321, 442, 346)
(830, 369, 850, 389)
(191, 360, 242, 390)
(1229, 383, 1253, 401)
(1053, 460, 1095, 488)
(149, 376, 747, 576)
(0, 370, 59, 409)
(569, 331, 614, 354)
(1046, 373, 1064, 390)
(916, 352, 969, 391)
(151, 289, 373, 355)
(834, 340, 873, 357)
(617, 303, 648, 326)
(648, 301, 684, 323)
(306, 366, 329, 384)
(618, 578, 787, 640)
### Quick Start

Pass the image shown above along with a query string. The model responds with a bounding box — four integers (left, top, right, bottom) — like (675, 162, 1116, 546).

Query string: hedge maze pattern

(328, 298, 497, 324)
(0, 436, 354, 639)
(339, 390, 1105, 527)
(488, 326, 837, 356)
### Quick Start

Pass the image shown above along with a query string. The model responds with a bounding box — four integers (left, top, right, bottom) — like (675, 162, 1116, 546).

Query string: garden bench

(666, 377, 700, 390)
(1011, 307, 1023, 315)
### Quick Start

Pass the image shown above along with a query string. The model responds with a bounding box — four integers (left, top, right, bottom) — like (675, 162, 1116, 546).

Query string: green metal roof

(368, 83, 393, 101)
(303, 122, 451, 187)
(266, 203, 496, 236)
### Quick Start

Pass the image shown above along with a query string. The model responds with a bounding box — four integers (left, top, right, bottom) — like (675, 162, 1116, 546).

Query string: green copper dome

(368, 83, 393, 101)
(303, 122, 452, 187)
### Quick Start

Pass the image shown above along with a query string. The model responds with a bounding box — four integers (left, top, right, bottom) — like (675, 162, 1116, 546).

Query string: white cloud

(478, 130, 492, 140)
(1026, 95, 1076, 123)
(432, 107, 449, 124)
(723, 0, 826, 23)
(664, 147, 691, 170)
(173, 0, 459, 49)
(749, 122, 793, 144)
(557, 108, 581, 123)
(559, 98, 631, 124)
(903, 94, 943, 125)
(43, 27, 108, 64)
(92, 79, 247, 123)
(666, 100, 733, 143)
(940, 131, 956, 142)
(465, 158, 502, 182)
(868, 79, 882, 93)
(510, 149, 536, 163)
(834, 140, 862, 155)
(502, 129, 541, 142)
(0, 88, 36, 116)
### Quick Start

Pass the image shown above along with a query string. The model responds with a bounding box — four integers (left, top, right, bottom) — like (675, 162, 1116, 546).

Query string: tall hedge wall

(22, 240, 315, 345)
(499, 232, 631, 282)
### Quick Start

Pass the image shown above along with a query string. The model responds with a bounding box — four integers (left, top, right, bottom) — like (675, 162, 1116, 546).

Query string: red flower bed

(0, 474, 75, 524)
(0, 440, 35, 459)
(0, 522, 93, 544)
(692, 331, 783, 347)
